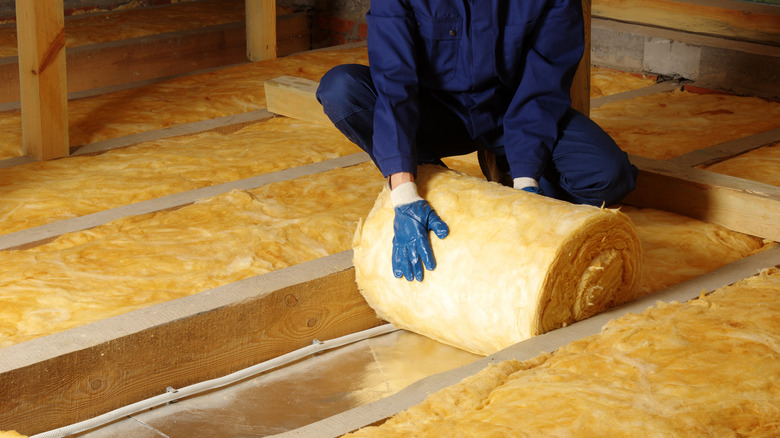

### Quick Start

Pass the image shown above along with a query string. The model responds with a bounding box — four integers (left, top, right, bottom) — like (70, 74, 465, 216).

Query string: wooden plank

(624, 154, 780, 242)
(67, 23, 248, 96)
(275, 245, 780, 438)
(265, 76, 332, 126)
(15, 0, 69, 160)
(668, 126, 780, 167)
(0, 251, 384, 435)
(246, 0, 277, 61)
(592, 0, 780, 46)
(0, 152, 369, 251)
(591, 80, 684, 109)
(0, 156, 34, 169)
(71, 109, 274, 156)
(571, 0, 591, 116)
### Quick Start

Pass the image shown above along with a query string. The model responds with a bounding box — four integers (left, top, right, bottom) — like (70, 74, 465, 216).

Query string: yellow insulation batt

(698, 141, 780, 187)
(348, 268, 780, 437)
(354, 166, 643, 356)
(590, 67, 656, 98)
(592, 89, 780, 160)
(0, 47, 370, 159)
(0, 117, 362, 236)
(623, 206, 772, 295)
(0, 162, 385, 348)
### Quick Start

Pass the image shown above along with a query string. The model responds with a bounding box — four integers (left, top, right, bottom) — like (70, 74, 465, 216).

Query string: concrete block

(643, 37, 702, 79)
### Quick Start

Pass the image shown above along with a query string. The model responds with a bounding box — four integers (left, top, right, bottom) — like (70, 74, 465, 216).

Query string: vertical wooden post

(246, 0, 277, 61)
(16, 0, 69, 160)
(571, 0, 591, 116)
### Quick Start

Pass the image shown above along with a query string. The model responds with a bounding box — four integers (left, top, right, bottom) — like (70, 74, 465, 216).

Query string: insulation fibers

(354, 166, 643, 356)
(348, 268, 780, 437)
(699, 141, 780, 187)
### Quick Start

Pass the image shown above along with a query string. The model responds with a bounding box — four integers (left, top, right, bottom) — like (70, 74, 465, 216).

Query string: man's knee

(316, 64, 372, 113)
(572, 155, 638, 206)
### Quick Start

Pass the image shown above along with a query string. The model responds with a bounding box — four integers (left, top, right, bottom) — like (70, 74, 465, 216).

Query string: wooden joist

(624, 154, 780, 242)
(592, 0, 780, 46)
(669, 126, 780, 168)
(15, 0, 69, 160)
(0, 250, 383, 435)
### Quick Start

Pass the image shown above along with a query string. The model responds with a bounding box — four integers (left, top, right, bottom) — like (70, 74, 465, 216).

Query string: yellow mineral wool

(354, 165, 643, 355)
(0, 162, 385, 348)
(0, 47, 369, 159)
(698, 141, 780, 187)
(620, 205, 770, 295)
(0, 117, 361, 236)
(348, 268, 780, 437)
(592, 89, 780, 160)
(590, 67, 656, 98)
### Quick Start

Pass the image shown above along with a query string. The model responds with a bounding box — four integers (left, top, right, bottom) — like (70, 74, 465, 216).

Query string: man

(316, 0, 638, 282)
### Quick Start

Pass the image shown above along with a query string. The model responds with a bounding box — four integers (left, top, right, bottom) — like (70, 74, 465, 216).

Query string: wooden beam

(571, 0, 591, 116)
(624, 154, 780, 242)
(668, 126, 780, 168)
(71, 109, 275, 156)
(265, 76, 333, 126)
(15, 0, 69, 160)
(590, 80, 683, 109)
(277, 246, 780, 438)
(0, 251, 383, 435)
(246, 0, 277, 61)
(591, 0, 780, 46)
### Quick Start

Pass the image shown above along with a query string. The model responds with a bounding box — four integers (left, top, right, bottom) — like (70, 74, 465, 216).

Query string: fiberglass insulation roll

(354, 166, 642, 355)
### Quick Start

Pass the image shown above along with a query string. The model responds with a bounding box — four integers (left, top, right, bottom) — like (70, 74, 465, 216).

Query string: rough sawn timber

(0, 251, 384, 436)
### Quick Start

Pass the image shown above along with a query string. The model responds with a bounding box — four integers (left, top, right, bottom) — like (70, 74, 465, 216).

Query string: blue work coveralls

(317, 0, 637, 206)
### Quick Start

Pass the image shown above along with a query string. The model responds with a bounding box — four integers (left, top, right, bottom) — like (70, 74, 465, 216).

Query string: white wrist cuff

(513, 177, 539, 190)
(391, 182, 423, 207)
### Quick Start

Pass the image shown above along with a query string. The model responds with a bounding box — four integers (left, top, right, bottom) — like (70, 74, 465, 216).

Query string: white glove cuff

(391, 181, 423, 207)
(513, 177, 539, 190)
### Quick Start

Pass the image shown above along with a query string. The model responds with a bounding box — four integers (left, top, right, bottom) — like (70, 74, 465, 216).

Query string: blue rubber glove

(521, 186, 543, 195)
(392, 200, 449, 282)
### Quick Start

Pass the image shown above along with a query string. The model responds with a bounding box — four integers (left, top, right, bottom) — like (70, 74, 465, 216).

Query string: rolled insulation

(353, 166, 642, 355)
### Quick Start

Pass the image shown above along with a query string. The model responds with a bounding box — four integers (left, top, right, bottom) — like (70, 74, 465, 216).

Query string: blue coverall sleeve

(503, 0, 584, 181)
(366, 2, 420, 178)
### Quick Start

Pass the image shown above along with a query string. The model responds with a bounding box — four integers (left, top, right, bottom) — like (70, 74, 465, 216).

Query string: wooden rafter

(246, 0, 277, 61)
(15, 0, 69, 160)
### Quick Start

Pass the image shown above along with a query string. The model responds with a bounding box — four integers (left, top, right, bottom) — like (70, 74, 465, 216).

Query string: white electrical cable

(31, 323, 399, 438)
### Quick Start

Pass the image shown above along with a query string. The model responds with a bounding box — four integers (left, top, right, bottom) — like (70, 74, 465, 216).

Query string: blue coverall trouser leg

(316, 64, 638, 207)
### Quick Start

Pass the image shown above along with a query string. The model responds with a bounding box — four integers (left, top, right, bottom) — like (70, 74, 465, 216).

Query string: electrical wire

(31, 323, 399, 438)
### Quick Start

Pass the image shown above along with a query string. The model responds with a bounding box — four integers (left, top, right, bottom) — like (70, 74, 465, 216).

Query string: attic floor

(76, 329, 479, 437)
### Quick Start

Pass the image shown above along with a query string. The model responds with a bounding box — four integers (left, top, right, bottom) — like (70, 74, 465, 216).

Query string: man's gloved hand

(514, 177, 544, 196)
(390, 182, 449, 281)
